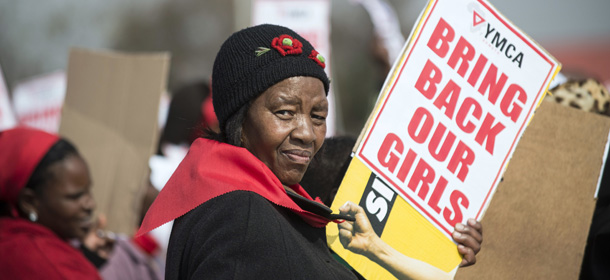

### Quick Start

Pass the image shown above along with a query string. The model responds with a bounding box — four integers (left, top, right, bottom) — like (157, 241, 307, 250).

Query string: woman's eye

(312, 114, 326, 123)
(275, 110, 293, 117)
(67, 193, 83, 200)
(312, 114, 326, 120)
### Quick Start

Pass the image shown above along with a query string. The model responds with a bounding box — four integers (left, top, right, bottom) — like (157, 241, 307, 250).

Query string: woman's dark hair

(204, 102, 251, 147)
(157, 81, 211, 155)
(24, 139, 79, 194)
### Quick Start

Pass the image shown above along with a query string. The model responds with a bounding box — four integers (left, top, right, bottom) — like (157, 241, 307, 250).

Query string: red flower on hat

(308, 50, 326, 69)
(271, 35, 303, 56)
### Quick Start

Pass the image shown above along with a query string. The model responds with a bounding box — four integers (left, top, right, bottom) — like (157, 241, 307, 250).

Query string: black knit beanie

(212, 24, 330, 131)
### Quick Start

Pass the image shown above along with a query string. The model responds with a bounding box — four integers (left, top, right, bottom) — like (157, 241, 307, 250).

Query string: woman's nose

(82, 193, 96, 211)
(291, 115, 316, 144)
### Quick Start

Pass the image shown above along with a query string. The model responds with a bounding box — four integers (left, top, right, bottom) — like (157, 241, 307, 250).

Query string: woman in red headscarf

(0, 127, 101, 279)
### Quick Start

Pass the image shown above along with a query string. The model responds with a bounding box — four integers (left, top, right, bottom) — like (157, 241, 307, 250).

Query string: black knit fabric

(212, 24, 330, 130)
(166, 191, 358, 280)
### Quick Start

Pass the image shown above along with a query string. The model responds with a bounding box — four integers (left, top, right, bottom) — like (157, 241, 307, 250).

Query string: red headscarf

(137, 138, 333, 237)
(0, 127, 59, 216)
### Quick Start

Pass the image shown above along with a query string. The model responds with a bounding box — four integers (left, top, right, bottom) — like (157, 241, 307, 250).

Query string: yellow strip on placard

(537, 66, 563, 108)
(327, 158, 461, 280)
(328, 158, 396, 280)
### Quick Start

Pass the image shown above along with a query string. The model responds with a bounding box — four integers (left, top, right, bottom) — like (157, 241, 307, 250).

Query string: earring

(29, 212, 38, 222)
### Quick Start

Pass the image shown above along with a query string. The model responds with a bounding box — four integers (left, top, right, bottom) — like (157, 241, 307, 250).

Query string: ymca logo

(468, 2, 524, 68)
(468, 2, 486, 32)
(473, 10, 485, 27)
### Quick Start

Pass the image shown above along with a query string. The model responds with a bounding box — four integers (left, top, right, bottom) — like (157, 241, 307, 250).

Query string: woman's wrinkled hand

(452, 218, 483, 267)
(338, 200, 483, 269)
(337, 201, 379, 258)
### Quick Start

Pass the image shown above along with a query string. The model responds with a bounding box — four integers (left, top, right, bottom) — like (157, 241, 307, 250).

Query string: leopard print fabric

(545, 78, 610, 116)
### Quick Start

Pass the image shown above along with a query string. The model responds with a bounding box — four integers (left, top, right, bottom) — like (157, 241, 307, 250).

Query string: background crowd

(1, 0, 609, 136)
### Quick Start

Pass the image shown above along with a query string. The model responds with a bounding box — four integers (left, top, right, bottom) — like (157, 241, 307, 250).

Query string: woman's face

(242, 76, 328, 186)
(34, 154, 95, 240)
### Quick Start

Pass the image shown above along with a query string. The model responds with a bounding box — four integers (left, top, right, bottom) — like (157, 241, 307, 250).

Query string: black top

(166, 191, 358, 280)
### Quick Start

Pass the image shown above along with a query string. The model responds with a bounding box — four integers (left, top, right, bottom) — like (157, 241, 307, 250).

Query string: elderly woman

(0, 127, 100, 279)
(138, 24, 482, 279)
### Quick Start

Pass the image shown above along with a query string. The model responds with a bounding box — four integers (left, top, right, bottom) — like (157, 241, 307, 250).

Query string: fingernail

(453, 232, 461, 238)
(456, 223, 465, 231)
(340, 201, 349, 209)
(458, 244, 465, 250)
(468, 218, 476, 225)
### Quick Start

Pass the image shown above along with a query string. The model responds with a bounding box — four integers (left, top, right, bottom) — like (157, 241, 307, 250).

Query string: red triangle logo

(473, 11, 485, 27)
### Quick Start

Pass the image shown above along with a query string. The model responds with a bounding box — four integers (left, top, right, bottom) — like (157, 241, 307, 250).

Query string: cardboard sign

(60, 49, 170, 235)
(455, 101, 610, 279)
(12, 71, 66, 133)
(327, 0, 560, 278)
(251, 0, 337, 135)
(0, 65, 17, 131)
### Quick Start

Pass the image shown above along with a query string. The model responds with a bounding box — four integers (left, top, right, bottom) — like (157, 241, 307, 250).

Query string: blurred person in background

(0, 127, 102, 279)
(155, 79, 216, 157)
(300, 135, 357, 207)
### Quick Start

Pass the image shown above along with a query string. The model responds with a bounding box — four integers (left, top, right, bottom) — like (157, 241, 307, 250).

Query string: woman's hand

(452, 219, 483, 267)
(82, 214, 116, 260)
(337, 201, 455, 280)
(338, 200, 483, 274)
(337, 201, 379, 258)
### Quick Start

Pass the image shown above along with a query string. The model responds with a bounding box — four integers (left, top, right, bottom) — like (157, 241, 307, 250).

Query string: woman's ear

(239, 122, 248, 148)
(17, 188, 39, 217)
(240, 133, 247, 148)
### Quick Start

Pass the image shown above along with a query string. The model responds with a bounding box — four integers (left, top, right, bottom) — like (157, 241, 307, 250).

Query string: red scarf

(137, 138, 332, 237)
(0, 217, 101, 279)
(132, 233, 160, 256)
(0, 127, 59, 217)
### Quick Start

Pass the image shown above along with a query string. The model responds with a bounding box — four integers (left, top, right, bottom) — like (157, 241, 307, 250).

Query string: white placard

(12, 71, 66, 133)
(356, 0, 560, 237)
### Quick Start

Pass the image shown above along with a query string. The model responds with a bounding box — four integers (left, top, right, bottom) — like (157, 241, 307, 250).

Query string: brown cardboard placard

(60, 48, 170, 235)
(455, 101, 610, 279)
